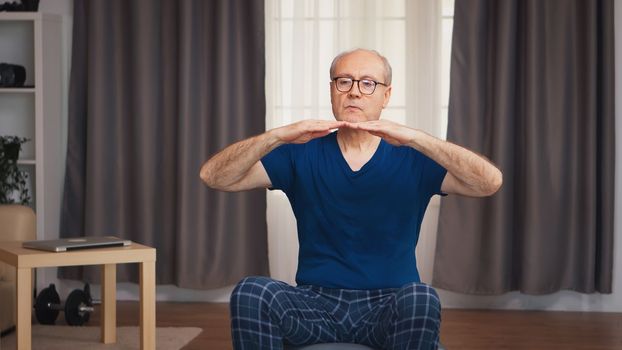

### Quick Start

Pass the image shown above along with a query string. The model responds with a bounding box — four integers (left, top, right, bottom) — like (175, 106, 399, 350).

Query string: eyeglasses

(332, 77, 387, 95)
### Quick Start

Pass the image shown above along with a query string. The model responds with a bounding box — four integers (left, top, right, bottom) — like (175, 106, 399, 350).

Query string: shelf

(0, 87, 35, 93)
(17, 159, 36, 165)
(0, 12, 63, 248)
(0, 12, 48, 21)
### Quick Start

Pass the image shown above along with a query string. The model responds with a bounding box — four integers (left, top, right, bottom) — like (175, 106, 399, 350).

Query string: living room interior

(0, 0, 621, 349)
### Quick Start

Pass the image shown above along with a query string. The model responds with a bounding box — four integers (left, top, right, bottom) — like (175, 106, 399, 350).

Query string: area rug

(0, 325, 202, 350)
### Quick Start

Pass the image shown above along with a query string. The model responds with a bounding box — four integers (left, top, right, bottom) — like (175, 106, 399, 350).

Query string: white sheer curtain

(265, 0, 453, 285)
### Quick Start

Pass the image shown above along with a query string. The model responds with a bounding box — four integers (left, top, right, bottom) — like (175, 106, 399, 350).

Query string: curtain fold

(433, 0, 614, 294)
(60, 0, 269, 289)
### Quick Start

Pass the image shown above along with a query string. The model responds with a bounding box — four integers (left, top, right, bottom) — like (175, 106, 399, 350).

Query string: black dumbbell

(65, 283, 95, 326)
(34, 283, 61, 325)
(34, 283, 96, 326)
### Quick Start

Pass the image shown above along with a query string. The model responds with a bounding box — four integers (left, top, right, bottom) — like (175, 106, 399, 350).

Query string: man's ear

(382, 86, 392, 108)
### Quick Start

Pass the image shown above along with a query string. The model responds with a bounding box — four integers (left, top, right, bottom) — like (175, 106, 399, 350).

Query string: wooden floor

(86, 302, 622, 349)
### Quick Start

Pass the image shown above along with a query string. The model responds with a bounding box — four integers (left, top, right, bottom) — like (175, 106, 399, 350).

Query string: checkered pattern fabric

(231, 276, 441, 350)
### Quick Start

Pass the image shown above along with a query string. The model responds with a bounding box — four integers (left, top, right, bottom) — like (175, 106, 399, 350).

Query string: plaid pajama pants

(230, 276, 441, 350)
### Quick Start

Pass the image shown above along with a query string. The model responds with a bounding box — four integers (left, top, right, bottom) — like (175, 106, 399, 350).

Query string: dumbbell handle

(46, 300, 98, 312)
(79, 305, 95, 313)
(46, 302, 64, 311)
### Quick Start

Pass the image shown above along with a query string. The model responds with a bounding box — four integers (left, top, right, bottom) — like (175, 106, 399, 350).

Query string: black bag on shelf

(0, 0, 39, 11)
(0, 63, 27, 87)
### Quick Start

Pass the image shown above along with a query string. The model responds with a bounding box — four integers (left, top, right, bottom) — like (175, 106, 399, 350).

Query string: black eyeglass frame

(331, 77, 388, 95)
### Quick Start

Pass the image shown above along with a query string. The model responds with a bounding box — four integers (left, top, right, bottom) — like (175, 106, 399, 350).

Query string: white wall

(25, 0, 71, 296)
(41, 0, 622, 308)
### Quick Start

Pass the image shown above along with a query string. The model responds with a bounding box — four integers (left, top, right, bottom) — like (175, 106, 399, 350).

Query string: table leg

(140, 261, 156, 350)
(101, 264, 117, 344)
(16, 267, 32, 350)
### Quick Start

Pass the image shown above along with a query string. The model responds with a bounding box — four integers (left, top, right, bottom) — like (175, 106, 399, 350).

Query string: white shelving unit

(0, 13, 63, 247)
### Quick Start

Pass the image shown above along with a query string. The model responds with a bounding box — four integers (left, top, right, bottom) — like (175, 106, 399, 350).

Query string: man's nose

(348, 82, 362, 98)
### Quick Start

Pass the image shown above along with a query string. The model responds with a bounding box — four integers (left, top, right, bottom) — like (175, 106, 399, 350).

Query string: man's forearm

(200, 131, 282, 190)
(408, 130, 502, 195)
(201, 119, 346, 191)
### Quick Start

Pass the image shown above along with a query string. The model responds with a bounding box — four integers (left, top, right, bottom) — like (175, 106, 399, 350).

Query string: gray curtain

(59, 0, 269, 289)
(433, 0, 614, 294)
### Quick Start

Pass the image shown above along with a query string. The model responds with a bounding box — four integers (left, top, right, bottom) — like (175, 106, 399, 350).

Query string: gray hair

(329, 48, 392, 86)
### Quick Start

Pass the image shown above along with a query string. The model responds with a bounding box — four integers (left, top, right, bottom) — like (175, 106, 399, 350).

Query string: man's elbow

(200, 162, 218, 189)
(200, 162, 239, 192)
(485, 169, 503, 196)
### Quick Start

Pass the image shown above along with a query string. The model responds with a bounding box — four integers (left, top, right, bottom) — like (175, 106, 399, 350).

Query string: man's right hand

(271, 120, 347, 145)
(201, 119, 346, 192)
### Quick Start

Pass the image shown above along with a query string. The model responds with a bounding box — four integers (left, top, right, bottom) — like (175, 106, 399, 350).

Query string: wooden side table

(0, 241, 156, 350)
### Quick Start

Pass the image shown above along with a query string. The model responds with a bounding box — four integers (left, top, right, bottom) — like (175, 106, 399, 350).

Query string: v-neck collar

(331, 131, 384, 175)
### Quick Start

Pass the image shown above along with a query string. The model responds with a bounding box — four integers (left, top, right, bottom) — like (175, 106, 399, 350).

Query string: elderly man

(200, 49, 502, 350)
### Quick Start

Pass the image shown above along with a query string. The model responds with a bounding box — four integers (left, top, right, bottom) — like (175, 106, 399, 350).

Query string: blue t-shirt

(261, 131, 447, 289)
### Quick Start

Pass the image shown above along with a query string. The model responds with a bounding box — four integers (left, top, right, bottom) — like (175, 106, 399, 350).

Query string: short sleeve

(421, 154, 448, 197)
(261, 144, 296, 192)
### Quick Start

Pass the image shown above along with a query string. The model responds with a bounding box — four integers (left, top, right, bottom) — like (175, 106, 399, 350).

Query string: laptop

(22, 236, 132, 252)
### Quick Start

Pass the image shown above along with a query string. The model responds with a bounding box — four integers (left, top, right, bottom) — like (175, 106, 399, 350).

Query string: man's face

(330, 51, 392, 122)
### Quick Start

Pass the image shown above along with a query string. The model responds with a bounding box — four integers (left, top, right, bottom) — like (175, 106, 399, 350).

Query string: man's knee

(394, 283, 441, 323)
(230, 276, 284, 311)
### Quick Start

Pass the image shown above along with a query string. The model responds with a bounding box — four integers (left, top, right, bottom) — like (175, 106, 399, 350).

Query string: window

(266, 0, 454, 137)
(266, 0, 407, 127)
(441, 0, 455, 138)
